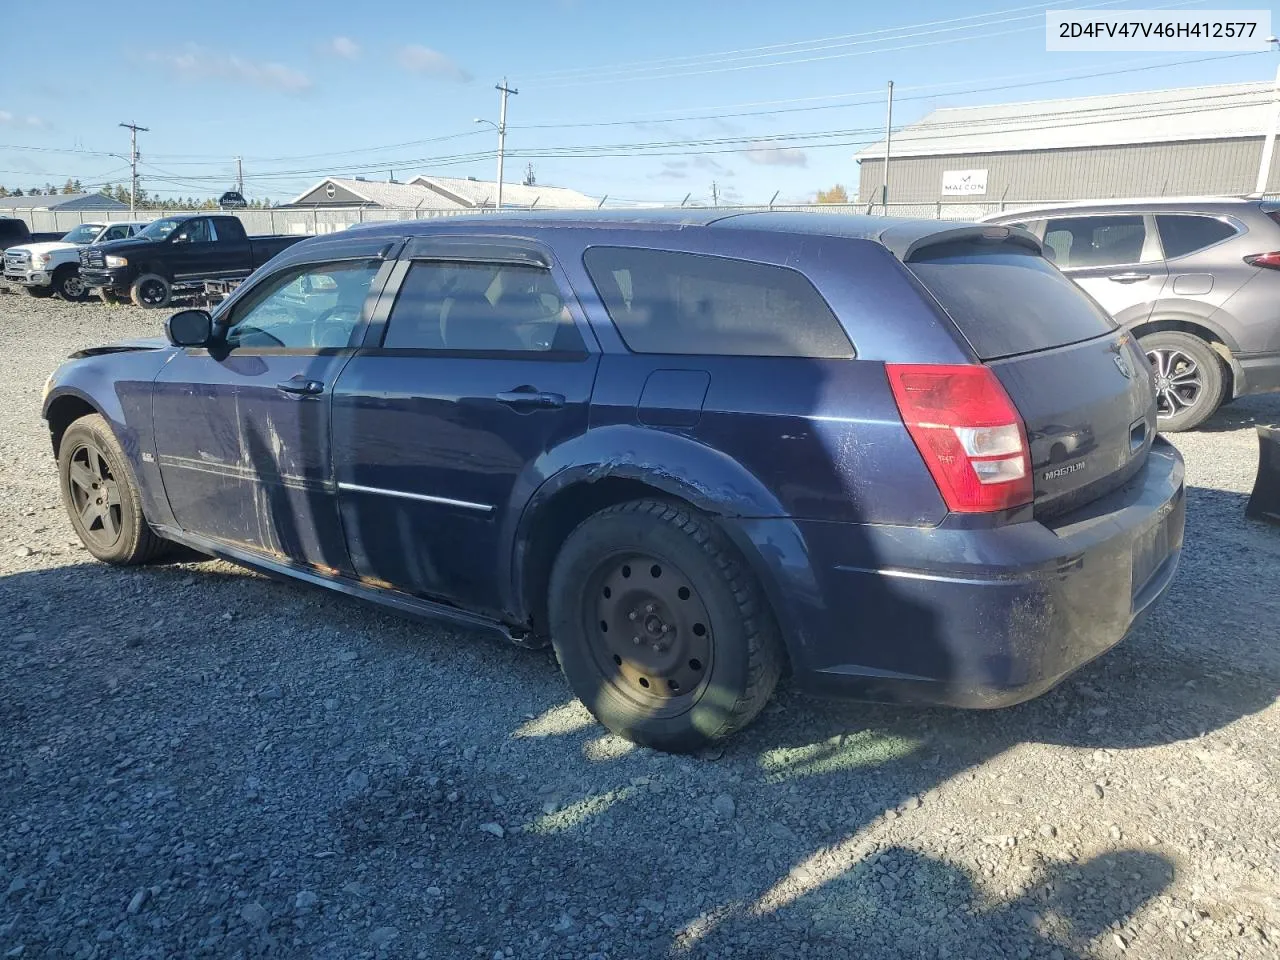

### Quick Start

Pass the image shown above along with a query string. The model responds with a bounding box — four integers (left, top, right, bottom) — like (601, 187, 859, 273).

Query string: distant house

(408, 175, 598, 210)
(285, 175, 597, 210)
(0, 192, 128, 213)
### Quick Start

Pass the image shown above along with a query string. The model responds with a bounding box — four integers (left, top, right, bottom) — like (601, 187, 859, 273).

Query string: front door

(1042, 214, 1168, 326)
(153, 255, 390, 571)
(331, 238, 600, 614)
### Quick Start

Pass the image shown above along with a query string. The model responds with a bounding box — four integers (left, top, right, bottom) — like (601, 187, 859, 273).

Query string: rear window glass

(1043, 215, 1149, 268)
(1155, 215, 1237, 259)
(583, 247, 853, 358)
(907, 242, 1116, 360)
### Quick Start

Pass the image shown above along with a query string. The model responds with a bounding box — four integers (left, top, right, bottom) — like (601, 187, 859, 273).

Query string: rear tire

(21, 284, 54, 298)
(547, 499, 784, 752)
(1140, 331, 1226, 433)
(131, 273, 171, 309)
(58, 414, 169, 565)
(53, 266, 91, 302)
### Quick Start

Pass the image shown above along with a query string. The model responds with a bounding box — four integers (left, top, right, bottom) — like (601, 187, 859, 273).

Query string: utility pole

(881, 81, 894, 214)
(495, 78, 518, 209)
(235, 156, 244, 194)
(119, 121, 148, 215)
(1254, 38, 1280, 197)
(712, 180, 719, 206)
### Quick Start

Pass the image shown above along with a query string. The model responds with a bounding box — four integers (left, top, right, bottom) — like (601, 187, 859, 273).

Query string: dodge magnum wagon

(42, 211, 1185, 751)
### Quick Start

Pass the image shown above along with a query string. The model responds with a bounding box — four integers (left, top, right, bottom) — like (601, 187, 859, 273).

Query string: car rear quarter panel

(43, 349, 177, 528)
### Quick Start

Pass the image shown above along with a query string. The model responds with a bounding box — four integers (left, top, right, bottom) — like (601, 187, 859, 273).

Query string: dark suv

(42, 212, 1184, 751)
(985, 198, 1280, 431)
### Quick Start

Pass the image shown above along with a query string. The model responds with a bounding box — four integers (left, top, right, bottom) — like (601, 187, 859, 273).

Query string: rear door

(1042, 214, 1167, 325)
(906, 240, 1157, 517)
(330, 236, 600, 615)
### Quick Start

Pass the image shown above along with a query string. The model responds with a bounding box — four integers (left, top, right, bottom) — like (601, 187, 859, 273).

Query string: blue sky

(1, 0, 1275, 205)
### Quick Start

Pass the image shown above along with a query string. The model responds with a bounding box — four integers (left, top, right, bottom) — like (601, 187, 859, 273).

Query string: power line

(524, 0, 1099, 82)
(531, 0, 1196, 88)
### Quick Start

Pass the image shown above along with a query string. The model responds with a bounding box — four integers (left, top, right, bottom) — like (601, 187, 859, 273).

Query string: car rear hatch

(902, 230, 1157, 518)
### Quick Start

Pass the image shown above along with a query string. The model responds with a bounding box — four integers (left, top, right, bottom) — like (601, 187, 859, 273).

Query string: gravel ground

(1, 289, 1278, 960)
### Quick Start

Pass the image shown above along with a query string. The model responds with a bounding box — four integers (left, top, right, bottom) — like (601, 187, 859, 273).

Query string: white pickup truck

(3, 221, 148, 300)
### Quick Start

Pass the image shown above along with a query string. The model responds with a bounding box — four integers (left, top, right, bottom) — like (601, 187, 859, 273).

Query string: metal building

(855, 81, 1280, 215)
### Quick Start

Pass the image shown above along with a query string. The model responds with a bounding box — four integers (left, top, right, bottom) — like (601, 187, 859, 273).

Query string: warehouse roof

(0, 192, 128, 211)
(855, 81, 1278, 161)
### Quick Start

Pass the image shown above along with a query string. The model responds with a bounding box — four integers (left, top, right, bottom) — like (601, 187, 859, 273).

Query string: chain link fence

(10, 199, 1026, 237)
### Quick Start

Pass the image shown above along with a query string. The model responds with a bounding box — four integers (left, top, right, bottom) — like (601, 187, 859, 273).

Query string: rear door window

(1155, 215, 1237, 259)
(907, 242, 1116, 360)
(1043, 215, 1151, 268)
(582, 247, 853, 358)
(383, 261, 584, 353)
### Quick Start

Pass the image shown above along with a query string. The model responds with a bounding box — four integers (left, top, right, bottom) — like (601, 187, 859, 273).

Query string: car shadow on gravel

(2, 506, 1274, 960)
(1191, 392, 1280, 433)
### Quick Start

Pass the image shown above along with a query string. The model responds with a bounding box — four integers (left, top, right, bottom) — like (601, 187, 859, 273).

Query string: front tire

(58, 414, 168, 565)
(53, 266, 91, 302)
(130, 273, 171, 309)
(548, 499, 784, 752)
(1140, 331, 1226, 432)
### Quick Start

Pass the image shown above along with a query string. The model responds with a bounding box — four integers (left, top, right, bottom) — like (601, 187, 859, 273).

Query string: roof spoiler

(877, 222, 1042, 262)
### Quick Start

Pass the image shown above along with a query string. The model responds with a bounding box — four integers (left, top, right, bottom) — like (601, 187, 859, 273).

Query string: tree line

(0, 178, 271, 209)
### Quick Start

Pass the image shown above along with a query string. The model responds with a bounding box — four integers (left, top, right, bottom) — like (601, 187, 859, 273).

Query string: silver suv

(984, 198, 1280, 431)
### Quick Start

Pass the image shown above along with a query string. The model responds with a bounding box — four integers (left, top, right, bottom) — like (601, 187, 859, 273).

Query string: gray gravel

(2, 289, 1278, 960)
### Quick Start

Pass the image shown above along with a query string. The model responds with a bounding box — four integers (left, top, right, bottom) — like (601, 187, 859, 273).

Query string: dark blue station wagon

(43, 211, 1186, 751)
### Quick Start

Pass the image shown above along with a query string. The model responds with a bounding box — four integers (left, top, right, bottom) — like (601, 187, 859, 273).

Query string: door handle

(495, 388, 565, 410)
(276, 376, 325, 397)
(1107, 273, 1149, 283)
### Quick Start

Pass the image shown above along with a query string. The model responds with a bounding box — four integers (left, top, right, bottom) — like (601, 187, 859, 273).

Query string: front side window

(1155, 215, 1237, 259)
(224, 260, 380, 350)
(583, 247, 853, 358)
(1043, 216, 1150, 269)
(382, 260, 582, 353)
(61, 224, 104, 244)
(173, 219, 214, 244)
(136, 218, 182, 241)
(102, 224, 133, 241)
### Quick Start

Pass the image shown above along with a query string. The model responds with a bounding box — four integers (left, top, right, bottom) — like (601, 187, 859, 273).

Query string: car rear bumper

(1237, 350, 1280, 396)
(728, 438, 1185, 708)
(3, 268, 50, 286)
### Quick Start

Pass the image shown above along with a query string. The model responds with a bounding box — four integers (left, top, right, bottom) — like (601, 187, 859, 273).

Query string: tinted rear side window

(1155, 215, 1237, 259)
(583, 247, 853, 358)
(907, 242, 1116, 360)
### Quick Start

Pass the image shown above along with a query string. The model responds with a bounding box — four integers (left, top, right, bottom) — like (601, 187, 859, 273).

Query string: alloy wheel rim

(141, 280, 165, 305)
(67, 442, 123, 547)
(586, 552, 713, 714)
(63, 275, 86, 298)
(1145, 347, 1203, 419)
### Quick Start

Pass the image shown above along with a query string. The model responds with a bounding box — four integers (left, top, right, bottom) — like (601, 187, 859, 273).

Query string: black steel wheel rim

(139, 279, 166, 305)
(583, 551, 714, 716)
(67, 441, 123, 548)
(1146, 347, 1203, 419)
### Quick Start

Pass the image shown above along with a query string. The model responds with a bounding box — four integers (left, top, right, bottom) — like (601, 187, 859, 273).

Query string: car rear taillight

(886, 363, 1033, 513)
(1244, 252, 1280, 270)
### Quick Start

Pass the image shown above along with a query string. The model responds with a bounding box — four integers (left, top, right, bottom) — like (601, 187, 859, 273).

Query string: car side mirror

(165, 309, 213, 347)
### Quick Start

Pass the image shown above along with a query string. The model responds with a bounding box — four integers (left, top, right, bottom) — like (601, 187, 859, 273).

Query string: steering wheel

(309, 305, 361, 349)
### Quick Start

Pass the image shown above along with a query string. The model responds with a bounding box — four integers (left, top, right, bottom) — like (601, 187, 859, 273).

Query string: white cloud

(323, 36, 362, 60)
(0, 111, 47, 128)
(145, 46, 313, 94)
(397, 45, 472, 83)
(742, 144, 809, 168)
